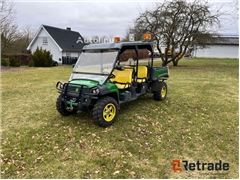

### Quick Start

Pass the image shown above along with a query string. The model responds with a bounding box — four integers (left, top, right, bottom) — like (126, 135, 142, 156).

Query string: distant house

(27, 25, 86, 65)
(193, 36, 239, 59)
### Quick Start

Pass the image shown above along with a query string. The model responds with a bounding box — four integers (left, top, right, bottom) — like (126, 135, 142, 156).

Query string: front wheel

(56, 95, 77, 116)
(92, 97, 119, 127)
(153, 81, 167, 101)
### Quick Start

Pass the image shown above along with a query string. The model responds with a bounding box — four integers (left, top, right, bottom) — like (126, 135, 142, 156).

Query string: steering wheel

(109, 74, 115, 79)
(115, 65, 125, 71)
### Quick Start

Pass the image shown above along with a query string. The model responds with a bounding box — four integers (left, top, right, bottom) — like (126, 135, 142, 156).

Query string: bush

(1, 58, 10, 66)
(28, 59, 34, 67)
(9, 57, 20, 67)
(32, 47, 53, 67)
(3, 54, 32, 65)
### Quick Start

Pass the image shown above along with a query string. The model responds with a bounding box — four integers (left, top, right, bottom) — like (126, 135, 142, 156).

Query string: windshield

(70, 50, 118, 84)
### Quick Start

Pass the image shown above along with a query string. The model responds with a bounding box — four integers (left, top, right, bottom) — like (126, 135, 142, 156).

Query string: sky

(13, 0, 239, 38)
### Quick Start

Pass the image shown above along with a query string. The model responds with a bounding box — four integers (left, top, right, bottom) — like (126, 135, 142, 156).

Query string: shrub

(28, 59, 34, 67)
(1, 58, 10, 66)
(32, 47, 53, 67)
(9, 57, 20, 67)
(4, 54, 32, 65)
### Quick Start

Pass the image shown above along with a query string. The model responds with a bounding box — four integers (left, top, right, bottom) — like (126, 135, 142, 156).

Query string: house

(27, 25, 86, 65)
(193, 36, 239, 59)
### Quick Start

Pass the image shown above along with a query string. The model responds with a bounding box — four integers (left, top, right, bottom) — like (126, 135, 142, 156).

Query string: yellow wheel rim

(103, 103, 116, 122)
(161, 86, 167, 98)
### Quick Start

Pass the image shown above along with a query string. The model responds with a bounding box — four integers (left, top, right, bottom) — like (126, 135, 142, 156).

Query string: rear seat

(137, 66, 148, 83)
(110, 69, 133, 89)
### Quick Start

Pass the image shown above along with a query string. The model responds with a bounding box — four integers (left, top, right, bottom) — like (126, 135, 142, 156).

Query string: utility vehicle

(56, 34, 169, 127)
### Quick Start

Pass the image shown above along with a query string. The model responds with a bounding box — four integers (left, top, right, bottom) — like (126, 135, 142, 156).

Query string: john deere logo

(76, 88, 79, 92)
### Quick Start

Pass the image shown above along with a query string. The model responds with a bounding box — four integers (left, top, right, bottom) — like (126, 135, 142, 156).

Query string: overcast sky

(13, 0, 239, 38)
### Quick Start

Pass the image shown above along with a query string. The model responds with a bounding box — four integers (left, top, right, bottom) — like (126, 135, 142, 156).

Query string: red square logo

(172, 159, 182, 171)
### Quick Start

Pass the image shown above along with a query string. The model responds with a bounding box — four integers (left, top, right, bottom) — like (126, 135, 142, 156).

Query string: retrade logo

(172, 160, 229, 172)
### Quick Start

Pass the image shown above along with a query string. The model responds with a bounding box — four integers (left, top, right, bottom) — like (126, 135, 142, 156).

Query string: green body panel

(154, 69, 168, 77)
(105, 82, 118, 92)
(105, 82, 119, 101)
(69, 79, 99, 88)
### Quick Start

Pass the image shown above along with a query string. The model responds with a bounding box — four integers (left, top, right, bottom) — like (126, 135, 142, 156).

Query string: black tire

(53, 61, 58, 66)
(56, 95, 77, 116)
(153, 81, 167, 101)
(92, 96, 119, 127)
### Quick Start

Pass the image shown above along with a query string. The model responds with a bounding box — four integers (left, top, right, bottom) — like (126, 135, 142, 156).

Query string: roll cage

(81, 41, 155, 85)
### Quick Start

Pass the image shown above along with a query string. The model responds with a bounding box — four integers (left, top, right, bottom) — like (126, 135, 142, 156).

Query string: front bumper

(56, 81, 97, 109)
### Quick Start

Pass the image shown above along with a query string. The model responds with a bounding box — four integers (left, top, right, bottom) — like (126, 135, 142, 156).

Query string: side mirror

(72, 64, 75, 68)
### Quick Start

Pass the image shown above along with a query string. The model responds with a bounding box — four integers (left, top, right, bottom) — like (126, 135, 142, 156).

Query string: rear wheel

(56, 95, 77, 116)
(92, 96, 119, 127)
(153, 81, 167, 101)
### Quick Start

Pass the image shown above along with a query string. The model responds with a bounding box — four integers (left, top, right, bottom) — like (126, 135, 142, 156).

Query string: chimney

(66, 27, 71, 31)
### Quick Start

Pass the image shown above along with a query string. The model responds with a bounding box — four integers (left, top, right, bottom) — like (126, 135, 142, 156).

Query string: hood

(69, 79, 99, 88)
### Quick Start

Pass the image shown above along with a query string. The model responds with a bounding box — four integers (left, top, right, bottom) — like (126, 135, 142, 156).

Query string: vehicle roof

(82, 41, 153, 52)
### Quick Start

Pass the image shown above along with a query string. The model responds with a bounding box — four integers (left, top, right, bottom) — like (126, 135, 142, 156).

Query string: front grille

(67, 86, 75, 91)
(64, 83, 89, 98)
(82, 87, 89, 94)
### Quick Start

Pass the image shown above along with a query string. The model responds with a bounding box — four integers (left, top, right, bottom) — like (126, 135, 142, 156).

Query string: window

(43, 37, 48, 45)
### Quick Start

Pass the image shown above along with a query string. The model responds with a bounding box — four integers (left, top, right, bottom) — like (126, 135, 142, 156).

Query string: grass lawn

(1, 58, 239, 178)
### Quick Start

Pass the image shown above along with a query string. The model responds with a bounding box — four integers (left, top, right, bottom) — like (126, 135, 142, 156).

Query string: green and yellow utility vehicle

(56, 34, 169, 127)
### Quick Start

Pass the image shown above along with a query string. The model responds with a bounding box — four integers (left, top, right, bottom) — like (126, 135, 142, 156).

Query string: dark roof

(83, 41, 153, 51)
(211, 36, 239, 45)
(43, 25, 86, 52)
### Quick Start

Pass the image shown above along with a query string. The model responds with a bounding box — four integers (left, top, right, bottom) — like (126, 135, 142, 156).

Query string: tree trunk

(172, 60, 178, 66)
(162, 59, 168, 66)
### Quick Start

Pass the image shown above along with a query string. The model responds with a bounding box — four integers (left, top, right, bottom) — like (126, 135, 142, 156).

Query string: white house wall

(194, 45, 239, 59)
(30, 28, 63, 64)
(62, 51, 79, 57)
(38, 28, 48, 37)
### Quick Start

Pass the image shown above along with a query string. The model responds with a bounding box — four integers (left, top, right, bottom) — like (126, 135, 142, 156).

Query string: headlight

(70, 97, 77, 102)
(91, 87, 100, 94)
(60, 84, 64, 89)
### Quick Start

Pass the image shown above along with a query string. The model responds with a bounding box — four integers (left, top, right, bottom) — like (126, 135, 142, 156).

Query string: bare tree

(0, 0, 15, 25)
(10, 25, 36, 53)
(133, 0, 222, 66)
(21, 25, 35, 45)
(0, 0, 19, 55)
(231, 0, 239, 21)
